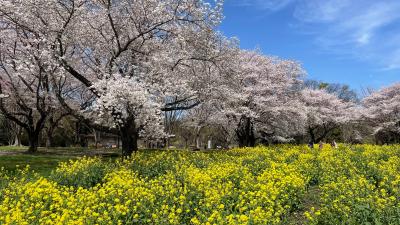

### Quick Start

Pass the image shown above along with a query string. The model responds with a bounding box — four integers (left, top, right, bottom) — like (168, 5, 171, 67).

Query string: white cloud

(229, 0, 400, 70)
(293, 0, 352, 22)
(295, 0, 400, 69)
(229, 0, 295, 11)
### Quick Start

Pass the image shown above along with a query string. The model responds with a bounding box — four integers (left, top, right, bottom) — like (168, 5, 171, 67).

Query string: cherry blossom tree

(214, 50, 306, 147)
(362, 83, 400, 142)
(0, 34, 61, 152)
(300, 89, 354, 144)
(1, 0, 369, 151)
(0, 0, 234, 156)
(182, 101, 216, 149)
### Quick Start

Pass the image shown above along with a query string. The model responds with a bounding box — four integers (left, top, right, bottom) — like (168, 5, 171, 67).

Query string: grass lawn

(0, 155, 74, 177)
(0, 145, 28, 151)
(0, 146, 121, 176)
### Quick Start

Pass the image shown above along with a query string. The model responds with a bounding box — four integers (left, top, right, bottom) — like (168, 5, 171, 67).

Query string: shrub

(49, 157, 110, 188)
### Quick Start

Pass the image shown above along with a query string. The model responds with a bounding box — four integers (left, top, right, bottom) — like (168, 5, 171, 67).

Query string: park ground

(1, 145, 399, 225)
(0, 146, 317, 224)
(0, 146, 120, 176)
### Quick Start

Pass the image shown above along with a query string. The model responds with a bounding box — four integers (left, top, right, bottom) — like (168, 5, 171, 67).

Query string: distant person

(331, 140, 338, 148)
(308, 141, 314, 149)
(319, 141, 324, 150)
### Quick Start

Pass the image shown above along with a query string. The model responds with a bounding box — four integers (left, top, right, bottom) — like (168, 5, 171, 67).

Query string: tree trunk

(310, 124, 336, 144)
(309, 127, 316, 144)
(13, 134, 21, 146)
(194, 126, 203, 149)
(46, 127, 55, 148)
(120, 117, 138, 157)
(46, 133, 54, 148)
(27, 130, 39, 153)
(165, 137, 170, 149)
(236, 116, 256, 147)
(93, 130, 98, 149)
(185, 139, 188, 149)
(317, 124, 336, 143)
(74, 121, 79, 144)
(195, 135, 201, 149)
(11, 126, 22, 146)
(74, 121, 84, 146)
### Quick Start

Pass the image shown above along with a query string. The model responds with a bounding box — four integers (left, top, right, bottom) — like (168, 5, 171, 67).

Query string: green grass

(282, 185, 321, 224)
(0, 145, 28, 151)
(0, 146, 121, 176)
(0, 145, 115, 152)
(0, 155, 74, 177)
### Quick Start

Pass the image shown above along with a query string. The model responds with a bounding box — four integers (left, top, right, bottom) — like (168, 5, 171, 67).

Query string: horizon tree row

(0, 0, 398, 154)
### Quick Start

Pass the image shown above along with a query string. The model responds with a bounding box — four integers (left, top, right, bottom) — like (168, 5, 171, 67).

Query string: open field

(0, 1, 399, 224)
(0, 146, 29, 152)
(1, 145, 400, 224)
(0, 155, 73, 177)
(0, 147, 120, 176)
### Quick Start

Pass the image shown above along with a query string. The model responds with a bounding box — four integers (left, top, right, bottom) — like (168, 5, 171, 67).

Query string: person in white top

(331, 140, 338, 148)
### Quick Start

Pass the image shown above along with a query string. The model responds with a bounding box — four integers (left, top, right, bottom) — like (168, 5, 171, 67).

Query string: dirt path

(283, 185, 321, 225)
(0, 150, 26, 156)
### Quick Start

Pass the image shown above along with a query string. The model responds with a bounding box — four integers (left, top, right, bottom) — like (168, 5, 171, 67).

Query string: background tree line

(0, 0, 398, 155)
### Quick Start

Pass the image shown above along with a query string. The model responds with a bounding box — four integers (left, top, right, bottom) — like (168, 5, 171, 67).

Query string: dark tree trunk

(120, 117, 138, 157)
(74, 120, 88, 147)
(26, 113, 47, 153)
(309, 127, 316, 144)
(236, 116, 256, 147)
(309, 124, 337, 144)
(315, 136, 325, 143)
(27, 130, 39, 153)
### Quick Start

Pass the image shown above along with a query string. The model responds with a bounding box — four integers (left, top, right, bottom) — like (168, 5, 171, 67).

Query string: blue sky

(218, 0, 400, 91)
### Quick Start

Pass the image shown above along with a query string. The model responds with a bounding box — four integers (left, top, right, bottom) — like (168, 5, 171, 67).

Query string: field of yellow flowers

(1, 145, 400, 225)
